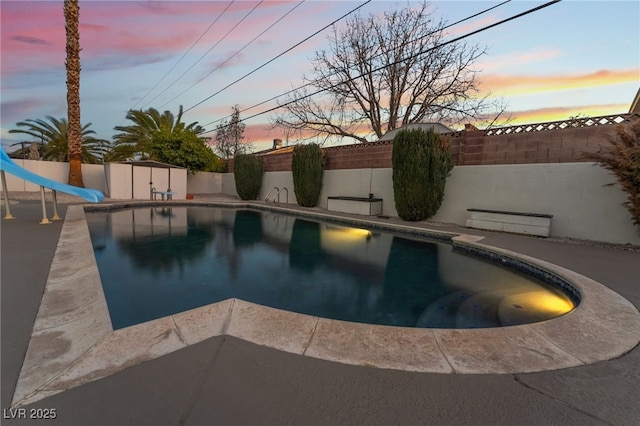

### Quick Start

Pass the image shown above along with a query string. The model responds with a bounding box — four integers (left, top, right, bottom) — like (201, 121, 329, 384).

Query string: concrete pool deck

(2, 194, 640, 425)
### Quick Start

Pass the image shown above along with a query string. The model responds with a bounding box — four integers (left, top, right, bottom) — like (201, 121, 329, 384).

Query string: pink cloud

(502, 104, 630, 125)
(444, 14, 500, 38)
(244, 122, 276, 144)
(479, 48, 563, 72)
(1, 96, 67, 131)
(479, 69, 639, 95)
(1, 0, 343, 83)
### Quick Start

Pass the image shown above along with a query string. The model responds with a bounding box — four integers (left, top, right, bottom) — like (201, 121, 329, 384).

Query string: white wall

(106, 163, 132, 199)
(221, 173, 237, 197)
(4, 159, 107, 193)
(83, 164, 108, 194)
(220, 163, 639, 245)
(254, 169, 394, 211)
(187, 172, 222, 194)
(260, 171, 294, 203)
(319, 169, 396, 216)
(430, 163, 638, 245)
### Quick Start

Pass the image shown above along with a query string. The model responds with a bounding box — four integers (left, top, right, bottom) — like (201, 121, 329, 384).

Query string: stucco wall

(187, 172, 222, 194)
(430, 163, 637, 244)
(221, 163, 639, 245)
(106, 163, 132, 199)
(83, 164, 108, 194)
(221, 173, 236, 197)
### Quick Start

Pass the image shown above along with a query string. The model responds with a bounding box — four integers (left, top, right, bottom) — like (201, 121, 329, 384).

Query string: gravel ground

(1, 191, 89, 203)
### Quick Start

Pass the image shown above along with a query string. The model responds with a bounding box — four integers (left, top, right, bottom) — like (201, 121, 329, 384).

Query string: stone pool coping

(11, 202, 640, 407)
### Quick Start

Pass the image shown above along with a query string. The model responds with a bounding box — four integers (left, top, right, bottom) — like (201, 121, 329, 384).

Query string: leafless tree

(213, 105, 247, 159)
(273, 1, 505, 143)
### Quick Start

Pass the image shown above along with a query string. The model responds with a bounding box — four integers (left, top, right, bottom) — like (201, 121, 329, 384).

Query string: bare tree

(214, 105, 247, 159)
(273, 2, 503, 143)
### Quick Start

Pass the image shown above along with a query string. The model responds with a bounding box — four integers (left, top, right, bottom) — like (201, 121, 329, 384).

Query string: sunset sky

(1, 0, 638, 152)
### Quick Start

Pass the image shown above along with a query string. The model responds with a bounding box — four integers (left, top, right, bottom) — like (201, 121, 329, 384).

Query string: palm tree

(9, 117, 109, 163)
(64, 0, 83, 186)
(112, 105, 205, 161)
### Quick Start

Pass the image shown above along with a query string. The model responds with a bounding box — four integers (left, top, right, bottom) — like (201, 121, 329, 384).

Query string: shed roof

(378, 123, 453, 141)
(118, 160, 185, 169)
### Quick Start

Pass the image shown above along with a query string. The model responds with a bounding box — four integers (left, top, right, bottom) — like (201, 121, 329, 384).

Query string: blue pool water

(86, 207, 575, 330)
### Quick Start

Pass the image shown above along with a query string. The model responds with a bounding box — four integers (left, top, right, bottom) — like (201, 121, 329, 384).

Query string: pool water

(86, 207, 575, 330)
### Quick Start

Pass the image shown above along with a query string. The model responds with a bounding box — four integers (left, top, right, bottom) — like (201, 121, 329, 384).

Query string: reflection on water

(233, 210, 263, 248)
(289, 219, 324, 272)
(86, 207, 575, 330)
(383, 237, 446, 327)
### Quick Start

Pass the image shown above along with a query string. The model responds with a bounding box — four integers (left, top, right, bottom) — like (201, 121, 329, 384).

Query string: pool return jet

(1, 148, 104, 223)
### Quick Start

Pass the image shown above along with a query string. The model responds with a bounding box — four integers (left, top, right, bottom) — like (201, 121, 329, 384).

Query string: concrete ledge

(327, 196, 382, 216)
(466, 208, 553, 237)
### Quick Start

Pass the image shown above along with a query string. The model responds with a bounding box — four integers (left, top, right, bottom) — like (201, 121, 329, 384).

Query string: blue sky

(1, 0, 638, 152)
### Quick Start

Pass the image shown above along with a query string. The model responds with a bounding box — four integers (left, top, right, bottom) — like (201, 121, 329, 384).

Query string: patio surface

(2, 193, 639, 425)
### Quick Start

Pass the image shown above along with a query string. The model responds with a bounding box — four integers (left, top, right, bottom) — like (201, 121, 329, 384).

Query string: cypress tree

(234, 154, 263, 200)
(392, 128, 453, 221)
(292, 143, 324, 207)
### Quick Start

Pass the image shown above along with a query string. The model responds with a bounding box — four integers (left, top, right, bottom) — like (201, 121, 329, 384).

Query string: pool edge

(11, 202, 640, 407)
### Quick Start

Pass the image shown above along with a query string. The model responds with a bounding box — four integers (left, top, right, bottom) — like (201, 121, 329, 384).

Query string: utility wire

(201, 0, 560, 135)
(200, 0, 511, 129)
(160, 0, 305, 109)
(143, 0, 264, 109)
(131, 1, 235, 111)
(183, 0, 373, 114)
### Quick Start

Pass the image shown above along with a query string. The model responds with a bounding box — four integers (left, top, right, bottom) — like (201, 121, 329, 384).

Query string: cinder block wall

(226, 114, 637, 171)
(448, 125, 613, 166)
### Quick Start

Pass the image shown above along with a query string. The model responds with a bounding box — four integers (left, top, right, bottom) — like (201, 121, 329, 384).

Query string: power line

(201, 0, 561, 135)
(131, 1, 235, 111)
(183, 0, 373, 114)
(142, 0, 264, 110)
(200, 0, 512, 130)
(160, 0, 305, 109)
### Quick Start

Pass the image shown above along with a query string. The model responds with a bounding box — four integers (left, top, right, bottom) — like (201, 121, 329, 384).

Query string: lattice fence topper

(443, 113, 639, 138)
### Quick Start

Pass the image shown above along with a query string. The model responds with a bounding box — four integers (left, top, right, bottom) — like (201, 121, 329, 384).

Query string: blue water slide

(0, 149, 104, 202)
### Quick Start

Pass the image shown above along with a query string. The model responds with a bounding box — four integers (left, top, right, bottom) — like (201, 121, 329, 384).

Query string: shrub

(206, 155, 227, 173)
(583, 120, 640, 229)
(392, 128, 453, 221)
(233, 154, 263, 200)
(148, 131, 220, 174)
(292, 143, 324, 207)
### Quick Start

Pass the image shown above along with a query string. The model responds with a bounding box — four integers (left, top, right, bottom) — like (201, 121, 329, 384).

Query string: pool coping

(11, 202, 640, 407)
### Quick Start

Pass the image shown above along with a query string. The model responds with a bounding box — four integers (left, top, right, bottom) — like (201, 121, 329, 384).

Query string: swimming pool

(13, 202, 640, 407)
(86, 206, 575, 330)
